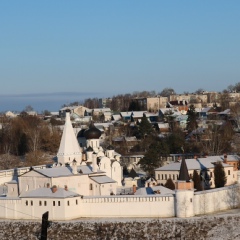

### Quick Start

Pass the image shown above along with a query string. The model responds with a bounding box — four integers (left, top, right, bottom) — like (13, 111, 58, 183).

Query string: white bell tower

(57, 111, 82, 165)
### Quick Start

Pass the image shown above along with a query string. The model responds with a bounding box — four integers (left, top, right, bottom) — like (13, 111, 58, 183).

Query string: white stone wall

(193, 185, 240, 215)
(0, 185, 240, 220)
(0, 197, 82, 220)
(79, 195, 175, 218)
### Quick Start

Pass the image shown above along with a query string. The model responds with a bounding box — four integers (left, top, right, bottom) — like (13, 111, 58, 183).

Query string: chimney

(52, 185, 57, 193)
(64, 185, 68, 191)
(223, 154, 227, 164)
(133, 185, 137, 194)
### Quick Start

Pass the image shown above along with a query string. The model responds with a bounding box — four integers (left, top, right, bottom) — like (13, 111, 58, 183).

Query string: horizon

(0, 87, 233, 113)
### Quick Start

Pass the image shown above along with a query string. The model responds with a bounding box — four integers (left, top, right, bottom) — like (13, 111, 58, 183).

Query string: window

(67, 201, 70, 206)
(39, 201, 42, 206)
(44, 201, 47, 206)
(76, 199, 78, 205)
(25, 201, 28, 206)
(53, 201, 55, 206)
(228, 170, 230, 175)
(58, 201, 60, 206)
(158, 174, 160, 180)
(165, 174, 167, 180)
(31, 201, 33, 206)
(173, 175, 175, 180)
(162, 174, 164, 180)
(89, 184, 93, 190)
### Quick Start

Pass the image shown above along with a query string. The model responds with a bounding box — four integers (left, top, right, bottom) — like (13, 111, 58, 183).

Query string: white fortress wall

(193, 184, 240, 215)
(79, 195, 175, 218)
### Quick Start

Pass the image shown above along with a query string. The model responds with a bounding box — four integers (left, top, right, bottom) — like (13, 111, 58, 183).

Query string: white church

(0, 111, 240, 220)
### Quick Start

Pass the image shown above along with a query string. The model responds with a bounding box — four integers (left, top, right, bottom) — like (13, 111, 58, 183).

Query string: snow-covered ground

(1, 208, 240, 239)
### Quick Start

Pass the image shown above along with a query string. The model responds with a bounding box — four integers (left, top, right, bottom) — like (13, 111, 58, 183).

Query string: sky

(0, 1, 240, 112)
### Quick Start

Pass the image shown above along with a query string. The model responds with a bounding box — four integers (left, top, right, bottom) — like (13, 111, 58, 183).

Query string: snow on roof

(157, 123, 169, 129)
(93, 108, 111, 112)
(131, 111, 148, 118)
(125, 136, 138, 141)
(57, 112, 82, 159)
(94, 123, 113, 128)
(135, 186, 174, 196)
(224, 155, 240, 161)
(145, 113, 158, 117)
(20, 187, 79, 198)
(201, 107, 211, 113)
(78, 165, 93, 174)
(112, 114, 121, 121)
(156, 156, 234, 171)
(35, 167, 73, 177)
(159, 108, 181, 116)
(218, 109, 231, 115)
(50, 112, 59, 116)
(60, 106, 81, 110)
(90, 176, 116, 184)
(120, 112, 132, 117)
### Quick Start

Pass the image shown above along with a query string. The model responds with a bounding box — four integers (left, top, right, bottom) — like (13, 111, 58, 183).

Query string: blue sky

(0, 1, 240, 111)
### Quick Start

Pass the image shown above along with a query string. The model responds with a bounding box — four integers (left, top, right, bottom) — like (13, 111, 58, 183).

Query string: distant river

(0, 92, 107, 113)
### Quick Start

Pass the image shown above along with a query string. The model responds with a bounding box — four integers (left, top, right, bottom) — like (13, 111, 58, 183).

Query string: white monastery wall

(80, 195, 175, 218)
(193, 185, 240, 215)
(0, 197, 81, 220)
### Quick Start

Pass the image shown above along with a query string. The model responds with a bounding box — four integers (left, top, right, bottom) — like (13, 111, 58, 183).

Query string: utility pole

(40, 211, 49, 240)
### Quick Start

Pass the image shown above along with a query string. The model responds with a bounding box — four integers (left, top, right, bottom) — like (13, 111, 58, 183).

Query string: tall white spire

(57, 112, 82, 165)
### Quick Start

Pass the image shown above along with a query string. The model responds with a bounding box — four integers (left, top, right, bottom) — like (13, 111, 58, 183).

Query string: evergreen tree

(138, 139, 169, 176)
(165, 178, 175, 190)
(214, 161, 227, 188)
(192, 170, 203, 191)
(166, 129, 185, 153)
(186, 104, 198, 133)
(138, 114, 153, 138)
(138, 147, 159, 176)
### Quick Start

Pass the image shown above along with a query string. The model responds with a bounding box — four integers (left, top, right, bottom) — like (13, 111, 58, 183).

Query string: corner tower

(175, 158, 194, 218)
(57, 110, 82, 165)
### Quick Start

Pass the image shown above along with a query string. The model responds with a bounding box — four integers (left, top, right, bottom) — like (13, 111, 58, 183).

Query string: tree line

(0, 115, 62, 168)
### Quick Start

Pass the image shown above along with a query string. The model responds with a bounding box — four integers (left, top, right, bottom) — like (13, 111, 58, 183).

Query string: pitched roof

(128, 168, 139, 178)
(135, 186, 174, 195)
(35, 167, 73, 178)
(20, 187, 79, 198)
(57, 112, 82, 158)
(90, 176, 116, 184)
(155, 155, 234, 171)
(178, 158, 190, 181)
